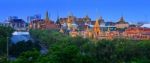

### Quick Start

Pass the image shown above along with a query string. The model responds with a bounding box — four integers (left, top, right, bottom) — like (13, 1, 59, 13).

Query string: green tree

(27, 29, 150, 63)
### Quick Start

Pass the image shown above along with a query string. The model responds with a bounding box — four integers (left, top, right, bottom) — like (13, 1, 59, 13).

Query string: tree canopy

(10, 29, 150, 63)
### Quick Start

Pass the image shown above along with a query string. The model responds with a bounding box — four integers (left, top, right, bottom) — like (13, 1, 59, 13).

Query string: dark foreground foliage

(9, 40, 41, 57)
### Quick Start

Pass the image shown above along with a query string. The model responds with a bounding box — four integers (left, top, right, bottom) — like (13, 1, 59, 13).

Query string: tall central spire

(45, 11, 50, 23)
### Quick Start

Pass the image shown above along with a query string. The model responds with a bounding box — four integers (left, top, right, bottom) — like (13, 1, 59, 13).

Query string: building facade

(3, 16, 26, 30)
(123, 27, 150, 40)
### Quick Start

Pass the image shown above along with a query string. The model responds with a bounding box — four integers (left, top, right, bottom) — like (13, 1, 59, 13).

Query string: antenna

(84, 11, 87, 17)
(144, 15, 148, 23)
(121, 12, 124, 17)
(27, 16, 29, 24)
(68, 11, 73, 16)
(96, 8, 99, 19)
(57, 10, 60, 19)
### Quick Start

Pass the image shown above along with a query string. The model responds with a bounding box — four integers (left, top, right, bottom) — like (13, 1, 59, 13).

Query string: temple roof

(117, 16, 128, 24)
(105, 22, 116, 26)
(83, 15, 91, 22)
(84, 15, 89, 19)
(98, 16, 105, 23)
(9, 19, 25, 23)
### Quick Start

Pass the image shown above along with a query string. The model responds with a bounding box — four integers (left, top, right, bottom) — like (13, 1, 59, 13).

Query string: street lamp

(7, 37, 9, 62)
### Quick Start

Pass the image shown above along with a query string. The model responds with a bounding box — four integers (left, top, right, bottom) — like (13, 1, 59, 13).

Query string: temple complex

(27, 13, 149, 40)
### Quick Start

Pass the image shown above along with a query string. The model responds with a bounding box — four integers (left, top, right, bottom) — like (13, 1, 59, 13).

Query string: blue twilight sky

(0, 0, 150, 23)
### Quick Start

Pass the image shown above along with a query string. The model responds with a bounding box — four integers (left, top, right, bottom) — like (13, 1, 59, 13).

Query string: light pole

(7, 37, 9, 62)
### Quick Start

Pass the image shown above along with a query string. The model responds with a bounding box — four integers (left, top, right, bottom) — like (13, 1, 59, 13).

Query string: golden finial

(85, 25, 88, 31)
(107, 27, 110, 32)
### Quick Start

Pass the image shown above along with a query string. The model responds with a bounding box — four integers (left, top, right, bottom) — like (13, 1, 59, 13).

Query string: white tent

(141, 24, 150, 28)
(12, 31, 29, 35)
(11, 31, 30, 43)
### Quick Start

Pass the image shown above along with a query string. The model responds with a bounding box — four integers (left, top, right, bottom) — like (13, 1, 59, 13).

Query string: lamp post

(7, 37, 9, 62)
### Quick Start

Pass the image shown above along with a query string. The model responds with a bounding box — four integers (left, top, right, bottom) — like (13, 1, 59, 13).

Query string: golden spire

(93, 19, 101, 35)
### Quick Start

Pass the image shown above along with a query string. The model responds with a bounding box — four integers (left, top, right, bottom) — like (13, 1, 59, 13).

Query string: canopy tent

(141, 24, 150, 28)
